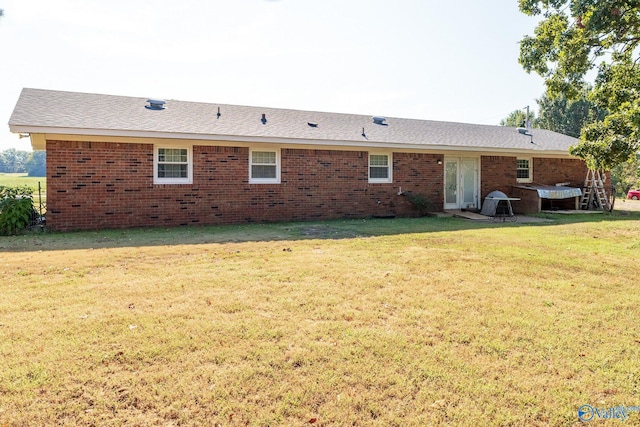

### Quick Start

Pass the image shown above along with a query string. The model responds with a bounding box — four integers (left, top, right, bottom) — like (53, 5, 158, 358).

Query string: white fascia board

(9, 125, 573, 157)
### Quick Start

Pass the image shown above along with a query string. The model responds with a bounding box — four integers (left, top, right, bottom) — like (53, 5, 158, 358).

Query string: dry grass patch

(1, 214, 640, 426)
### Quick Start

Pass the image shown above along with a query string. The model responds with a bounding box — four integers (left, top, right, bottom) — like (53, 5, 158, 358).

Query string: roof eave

(9, 125, 573, 157)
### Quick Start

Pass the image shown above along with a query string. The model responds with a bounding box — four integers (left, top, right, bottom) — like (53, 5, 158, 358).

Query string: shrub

(403, 192, 434, 216)
(0, 185, 36, 235)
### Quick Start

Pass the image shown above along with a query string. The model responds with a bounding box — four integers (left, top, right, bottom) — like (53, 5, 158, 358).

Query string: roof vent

(307, 122, 318, 128)
(372, 116, 387, 125)
(145, 99, 166, 110)
(517, 127, 534, 143)
(261, 113, 267, 124)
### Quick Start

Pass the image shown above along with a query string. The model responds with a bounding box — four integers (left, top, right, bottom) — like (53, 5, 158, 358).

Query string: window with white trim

(369, 153, 392, 183)
(154, 145, 193, 184)
(250, 149, 280, 184)
(516, 158, 532, 183)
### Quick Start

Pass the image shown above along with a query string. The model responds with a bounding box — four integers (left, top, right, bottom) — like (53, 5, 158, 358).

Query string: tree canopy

(0, 150, 46, 176)
(537, 88, 606, 138)
(499, 88, 603, 138)
(518, 0, 640, 171)
(500, 108, 538, 128)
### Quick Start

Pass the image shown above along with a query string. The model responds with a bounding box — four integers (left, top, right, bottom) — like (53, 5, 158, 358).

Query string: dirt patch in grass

(298, 225, 360, 239)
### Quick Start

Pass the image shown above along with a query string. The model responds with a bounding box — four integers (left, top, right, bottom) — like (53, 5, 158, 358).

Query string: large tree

(612, 153, 640, 195)
(500, 108, 538, 128)
(24, 151, 46, 177)
(500, 88, 603, 137)
(536, 88, 607, 138)
(518, 0, 640, 171)
(0, 149, 29, 173)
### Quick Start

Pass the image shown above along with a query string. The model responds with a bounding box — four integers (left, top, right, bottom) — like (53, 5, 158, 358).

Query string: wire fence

(29, 181, 46, 230)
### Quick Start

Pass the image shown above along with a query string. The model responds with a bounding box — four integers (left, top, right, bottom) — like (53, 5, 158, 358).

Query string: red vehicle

(628, 189, 640, 200)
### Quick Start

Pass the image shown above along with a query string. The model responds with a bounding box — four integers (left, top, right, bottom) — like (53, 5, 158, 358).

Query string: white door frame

(444, 156, 480, 210)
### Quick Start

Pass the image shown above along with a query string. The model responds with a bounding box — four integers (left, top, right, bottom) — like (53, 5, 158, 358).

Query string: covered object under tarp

(511, 184, 583, 214)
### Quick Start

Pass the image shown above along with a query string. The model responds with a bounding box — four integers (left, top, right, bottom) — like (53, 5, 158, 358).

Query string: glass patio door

(444, 159, 459, 210)
(444, 157, 478, 210)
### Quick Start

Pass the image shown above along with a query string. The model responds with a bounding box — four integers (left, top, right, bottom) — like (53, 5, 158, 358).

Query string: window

(154, 145, 193, 184)
(516, 158, 532, 183)
(250, 149, 280, 183)
(369, 153, 392, 183)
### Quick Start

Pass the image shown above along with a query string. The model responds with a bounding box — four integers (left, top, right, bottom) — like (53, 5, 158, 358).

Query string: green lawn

(0, 172, 45, 190)
(0, 173, 46, 211)
(1, 214, 639, 426)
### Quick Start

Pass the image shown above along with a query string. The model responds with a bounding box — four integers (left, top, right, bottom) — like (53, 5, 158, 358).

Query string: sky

(0, 0, 545, 151)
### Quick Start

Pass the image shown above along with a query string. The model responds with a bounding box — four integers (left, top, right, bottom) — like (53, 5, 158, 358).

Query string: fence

(29, 181, 46, 229)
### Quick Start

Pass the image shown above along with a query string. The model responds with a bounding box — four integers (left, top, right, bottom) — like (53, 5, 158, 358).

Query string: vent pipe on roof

(217, 106, 221, 119)
(145, 99, 166, 110)
(261, 113, 267, 124)
(517, 127, 534, 144)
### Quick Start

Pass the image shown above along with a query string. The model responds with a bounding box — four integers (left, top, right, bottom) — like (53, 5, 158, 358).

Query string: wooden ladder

(580, 170, 610, 211)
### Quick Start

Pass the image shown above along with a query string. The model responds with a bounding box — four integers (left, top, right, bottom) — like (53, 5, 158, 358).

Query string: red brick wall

(45, 141, 444, 230)
(530, 157, 592, 211)
(532, 158, 588, 187)
(47, 141, 154, 230)
(45, 141, 588, 230)
(481, 156, 591, 212)
(481, 156, 588, 197)
(392, 152, 444, 215)
(481, 155, 517, 198)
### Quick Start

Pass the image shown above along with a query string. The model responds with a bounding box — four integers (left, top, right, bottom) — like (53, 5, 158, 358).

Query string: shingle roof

(9, 88, 579, 155)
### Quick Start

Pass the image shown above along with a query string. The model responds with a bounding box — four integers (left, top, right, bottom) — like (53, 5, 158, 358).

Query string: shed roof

(9, 88, 579, 155)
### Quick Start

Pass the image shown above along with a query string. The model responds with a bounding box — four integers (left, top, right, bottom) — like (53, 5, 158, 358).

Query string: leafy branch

(0, 185, 36, 235)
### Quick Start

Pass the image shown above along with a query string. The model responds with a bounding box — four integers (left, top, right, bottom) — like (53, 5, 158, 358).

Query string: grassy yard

(0, 173, 45, 191)
(1, 214, 639, 426)
(0, 173, 46, 212)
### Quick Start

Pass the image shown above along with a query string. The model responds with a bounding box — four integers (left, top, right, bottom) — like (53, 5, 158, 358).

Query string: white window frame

(249, 148, 281, 184)
(516, 157, 533, 183)
(368, 152, 393, 183)
(153, 144, 193, 184)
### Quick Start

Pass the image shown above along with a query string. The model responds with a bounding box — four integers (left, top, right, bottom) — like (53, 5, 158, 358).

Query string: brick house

(9, 88, 588, 231)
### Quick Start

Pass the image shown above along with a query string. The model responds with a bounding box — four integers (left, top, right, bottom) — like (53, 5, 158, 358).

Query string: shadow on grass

(2, 210, 639, 252)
